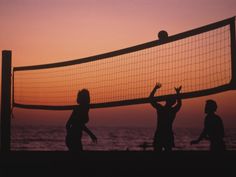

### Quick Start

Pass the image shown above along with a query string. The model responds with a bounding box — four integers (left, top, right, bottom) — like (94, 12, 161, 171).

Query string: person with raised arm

(149, 83, 182, 151)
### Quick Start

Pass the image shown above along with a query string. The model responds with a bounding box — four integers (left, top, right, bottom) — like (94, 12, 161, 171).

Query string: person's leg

(210, 140, 225, 151)
(154, 142, 163, 151)
(66, 134, 73, 151)
(221, 140, 226, 151)
(163, 134, 173, 151)
(68, 135, 83, 152)
(153, 132, 163, 151)
(164, 142, 172, 151)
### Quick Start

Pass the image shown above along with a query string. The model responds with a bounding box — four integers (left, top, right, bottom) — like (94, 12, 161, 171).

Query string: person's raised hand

(155, 82, 162, 89)
(175, 86, 182, 94)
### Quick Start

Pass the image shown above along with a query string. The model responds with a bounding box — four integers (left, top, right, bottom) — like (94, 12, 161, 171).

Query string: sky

(0, 0, 236, 128)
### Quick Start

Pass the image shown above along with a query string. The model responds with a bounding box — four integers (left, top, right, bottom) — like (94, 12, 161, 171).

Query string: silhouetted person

(66, 89, 97, 152)
(191, 100, 225, 151)
(149, 83, 182, 151)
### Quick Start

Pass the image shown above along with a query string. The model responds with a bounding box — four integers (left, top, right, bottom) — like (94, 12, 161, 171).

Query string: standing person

(191, 100, 225, 151)
(149, 83, 182, 151)
(66, 89, 97, 152)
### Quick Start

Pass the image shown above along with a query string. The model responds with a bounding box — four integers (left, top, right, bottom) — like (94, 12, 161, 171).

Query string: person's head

(165, 97, 176, 107)
(77, 89, 90, 105)
(205, 99, 217, 114)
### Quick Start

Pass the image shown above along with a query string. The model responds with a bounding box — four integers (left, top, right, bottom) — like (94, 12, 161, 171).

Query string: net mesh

(13, 25, 232, 107)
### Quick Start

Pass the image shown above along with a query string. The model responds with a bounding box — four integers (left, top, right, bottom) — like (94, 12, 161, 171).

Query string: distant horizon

(11, 123, 236, 129)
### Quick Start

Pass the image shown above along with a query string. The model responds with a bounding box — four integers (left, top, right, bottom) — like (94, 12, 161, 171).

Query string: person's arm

(219, 117, 225, 138)
(66, 118, 71, 130)
(66, 109, 75, 130)
(149, 83, 162, 109)
(191, 119, 208, 144)
(173, 86, 182, 113)
(83, 126, 97, 143)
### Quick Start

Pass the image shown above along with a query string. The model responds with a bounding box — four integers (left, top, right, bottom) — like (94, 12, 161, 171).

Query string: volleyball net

(13, 17, 236, 110)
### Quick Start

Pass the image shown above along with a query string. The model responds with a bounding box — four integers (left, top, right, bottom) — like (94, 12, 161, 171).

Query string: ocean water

(11, 125, 236, 151)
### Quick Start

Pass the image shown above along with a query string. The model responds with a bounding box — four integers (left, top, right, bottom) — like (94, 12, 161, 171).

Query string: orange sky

(1, 0, 236, 128)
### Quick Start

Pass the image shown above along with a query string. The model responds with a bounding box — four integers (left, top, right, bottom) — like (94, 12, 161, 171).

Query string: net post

(12, 69, 15, 109)
(230, 17, 236, 89)
(1, 50, 12, 152)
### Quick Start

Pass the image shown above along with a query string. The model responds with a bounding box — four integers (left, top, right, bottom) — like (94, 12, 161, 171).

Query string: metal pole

(1, 50, 12, 152)
(230, 18, 236, 88)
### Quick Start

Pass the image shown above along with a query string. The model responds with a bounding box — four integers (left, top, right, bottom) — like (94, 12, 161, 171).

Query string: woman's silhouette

(65, 89, 97, 151)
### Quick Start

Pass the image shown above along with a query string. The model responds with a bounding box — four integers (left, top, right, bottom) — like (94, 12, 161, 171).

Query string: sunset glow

(0, 0, 236, 128)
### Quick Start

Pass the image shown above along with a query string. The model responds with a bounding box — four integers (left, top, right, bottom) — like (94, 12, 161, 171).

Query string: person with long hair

(65, 89, 97, 151)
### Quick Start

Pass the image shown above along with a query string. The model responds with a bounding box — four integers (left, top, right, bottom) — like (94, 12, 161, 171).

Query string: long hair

(77, 89, 90, 105)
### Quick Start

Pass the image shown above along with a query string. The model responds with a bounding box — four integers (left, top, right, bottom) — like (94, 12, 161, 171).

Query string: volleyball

(158, 30, 168, 40)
